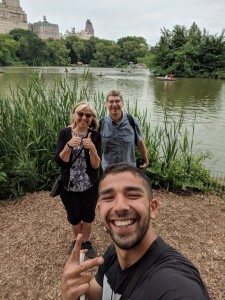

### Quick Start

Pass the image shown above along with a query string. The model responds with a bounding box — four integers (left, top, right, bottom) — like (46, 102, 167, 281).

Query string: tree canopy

(145, 23, 225, 78)
(0, 23, 224, 78)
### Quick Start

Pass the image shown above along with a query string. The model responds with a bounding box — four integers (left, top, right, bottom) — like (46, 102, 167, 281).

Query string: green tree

(147, 29, 172, 74)
(197, 31, 225, 77)
(10, 29, 48, 66)
(46, 39, 71, 66)
(117, 36, 149, 64)
(73, 39, 87, 63)
(65, 35, 82, 64)
(171, 25, 188, 49)
(65, 36, 96, 65)
(92, 39, 121, 67)
(146, 23, 225, 78)
(0, 34, 19, 65)
(83, 37, 98, 64)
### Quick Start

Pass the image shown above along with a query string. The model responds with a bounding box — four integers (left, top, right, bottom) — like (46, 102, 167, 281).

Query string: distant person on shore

(55, 101, 101, 258)
(98, 90, 149, 171)
(61, 163, 210, 300)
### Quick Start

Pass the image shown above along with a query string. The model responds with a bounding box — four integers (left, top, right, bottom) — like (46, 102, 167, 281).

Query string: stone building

(0, 0, 28, 34)
(0, 1, 94, 42)
(29, 16, 59, 40)
(64, 19, 94, 40)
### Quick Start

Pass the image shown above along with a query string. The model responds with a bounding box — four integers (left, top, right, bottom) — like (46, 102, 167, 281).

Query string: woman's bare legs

(71, 222, 95, 258)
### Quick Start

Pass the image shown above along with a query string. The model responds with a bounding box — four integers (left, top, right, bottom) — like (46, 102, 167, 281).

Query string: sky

(19, 0, 224, 46)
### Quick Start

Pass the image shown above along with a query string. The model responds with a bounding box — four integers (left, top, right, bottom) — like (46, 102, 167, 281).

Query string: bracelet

(66, 142, 73, 149)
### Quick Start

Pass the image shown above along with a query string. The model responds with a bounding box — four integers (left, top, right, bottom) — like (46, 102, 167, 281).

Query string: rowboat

(157, 76, 175, 81)
(96, 73, 105, 77)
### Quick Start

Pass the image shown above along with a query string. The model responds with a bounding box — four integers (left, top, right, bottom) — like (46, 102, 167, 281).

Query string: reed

(127, 102, 218, 191)
(0, 76, 223, 199)
(0, 75, 75, 199)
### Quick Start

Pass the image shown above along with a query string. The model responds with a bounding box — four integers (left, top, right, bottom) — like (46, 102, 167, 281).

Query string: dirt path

(0, 190, 224, 299)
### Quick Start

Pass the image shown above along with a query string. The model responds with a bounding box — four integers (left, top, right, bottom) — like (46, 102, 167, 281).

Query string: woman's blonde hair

(71, 101, 99, 130)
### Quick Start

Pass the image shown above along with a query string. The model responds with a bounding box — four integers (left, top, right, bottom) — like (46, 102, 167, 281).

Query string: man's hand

(61, 234, 104, 300)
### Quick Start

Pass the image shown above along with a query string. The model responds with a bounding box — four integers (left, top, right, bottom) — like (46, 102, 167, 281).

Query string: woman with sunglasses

(55, 101, 101, 258)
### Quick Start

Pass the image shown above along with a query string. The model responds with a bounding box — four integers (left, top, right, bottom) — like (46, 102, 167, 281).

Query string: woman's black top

(55, 127, 101, 187)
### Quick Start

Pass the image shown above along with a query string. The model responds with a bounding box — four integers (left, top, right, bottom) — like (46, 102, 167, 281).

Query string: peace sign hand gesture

(61, 234, 104, 300)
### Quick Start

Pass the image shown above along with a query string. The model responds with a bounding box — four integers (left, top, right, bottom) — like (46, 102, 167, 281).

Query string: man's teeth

(114, 220, 133, 227)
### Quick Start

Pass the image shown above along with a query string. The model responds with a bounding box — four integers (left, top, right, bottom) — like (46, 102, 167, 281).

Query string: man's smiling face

(98, 171, 154, 250)
(105, 95, 124, 119)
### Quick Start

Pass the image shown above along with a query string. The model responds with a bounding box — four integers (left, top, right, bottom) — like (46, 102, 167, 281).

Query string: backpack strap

(98, 117, 105, 132)
(127, 114, 138, 146)
(120, 238, 170, 300)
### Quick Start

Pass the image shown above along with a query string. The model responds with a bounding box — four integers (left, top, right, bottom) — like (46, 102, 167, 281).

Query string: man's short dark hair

(99, 162, 152, 200)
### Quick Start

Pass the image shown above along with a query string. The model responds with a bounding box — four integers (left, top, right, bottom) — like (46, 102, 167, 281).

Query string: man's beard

(106, 212, 151, 250)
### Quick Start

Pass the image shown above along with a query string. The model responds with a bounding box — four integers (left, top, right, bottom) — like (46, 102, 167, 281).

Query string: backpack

(98, 114, 138, 146)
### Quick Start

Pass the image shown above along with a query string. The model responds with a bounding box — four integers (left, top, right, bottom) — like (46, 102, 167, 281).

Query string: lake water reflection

(1, 66, 225, 173)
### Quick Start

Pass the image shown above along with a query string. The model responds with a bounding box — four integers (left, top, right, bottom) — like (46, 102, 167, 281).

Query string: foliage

(45, 39, 71, 66)
(127, 103, 224, 192)
(65, 35, 90, 65)
(0, 163, 7, 183)
(117, 36, 149, 64)
(10, 29, 48, 66)
(0, 30, 150, 67)
(91, 39, 121, 67)
(146, 23, 225, 78)
(0, 24, 224, 78)
(0, 75, 84, 199)
(0, 34, 19, 65)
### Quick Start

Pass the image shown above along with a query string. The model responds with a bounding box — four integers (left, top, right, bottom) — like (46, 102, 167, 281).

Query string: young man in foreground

(61, 163, 210, 300)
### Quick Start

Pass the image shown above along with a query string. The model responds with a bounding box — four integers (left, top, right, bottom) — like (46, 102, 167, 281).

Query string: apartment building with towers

(30, 16, 59, 40)
(64, 19, 94, 40)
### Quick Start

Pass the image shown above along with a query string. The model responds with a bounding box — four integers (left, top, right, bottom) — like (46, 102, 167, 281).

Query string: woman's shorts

(60, 184, 98, 225)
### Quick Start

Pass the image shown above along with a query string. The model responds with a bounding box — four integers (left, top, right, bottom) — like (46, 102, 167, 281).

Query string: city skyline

(20, 0, 225, 46)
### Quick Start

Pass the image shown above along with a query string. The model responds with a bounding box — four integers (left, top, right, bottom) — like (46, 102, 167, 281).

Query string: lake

(1, 66, 225, 174)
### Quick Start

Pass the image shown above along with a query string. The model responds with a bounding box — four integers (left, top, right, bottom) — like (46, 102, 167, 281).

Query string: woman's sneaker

(68, 240, 86, 255)
(83, 241, 96, 259)
(68, 240, 78, 255)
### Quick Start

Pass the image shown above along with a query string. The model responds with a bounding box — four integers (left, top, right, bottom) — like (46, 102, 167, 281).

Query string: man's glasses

(77, 112, 93, 118)
(108, 99, 121, 104)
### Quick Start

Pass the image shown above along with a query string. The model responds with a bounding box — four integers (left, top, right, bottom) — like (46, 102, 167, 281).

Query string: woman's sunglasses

(77, 112, 93, 118)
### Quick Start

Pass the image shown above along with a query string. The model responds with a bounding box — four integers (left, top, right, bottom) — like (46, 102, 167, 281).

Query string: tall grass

(0, 74, 96, 199)
(127, 102, 220, 191)
(0, 75, 223, 199)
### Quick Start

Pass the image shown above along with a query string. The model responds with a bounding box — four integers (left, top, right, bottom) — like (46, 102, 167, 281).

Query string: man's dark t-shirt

(95, 237, 210, 299)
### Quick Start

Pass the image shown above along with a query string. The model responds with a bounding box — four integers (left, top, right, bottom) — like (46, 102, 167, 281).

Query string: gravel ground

(0, 190, 224, 300)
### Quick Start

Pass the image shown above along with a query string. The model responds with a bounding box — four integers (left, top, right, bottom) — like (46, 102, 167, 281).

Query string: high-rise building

(64, 19, 94, 40)
(85, 19, 94, 35)
(29, 16, 59, 40)
(0, 0, 28, 34)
